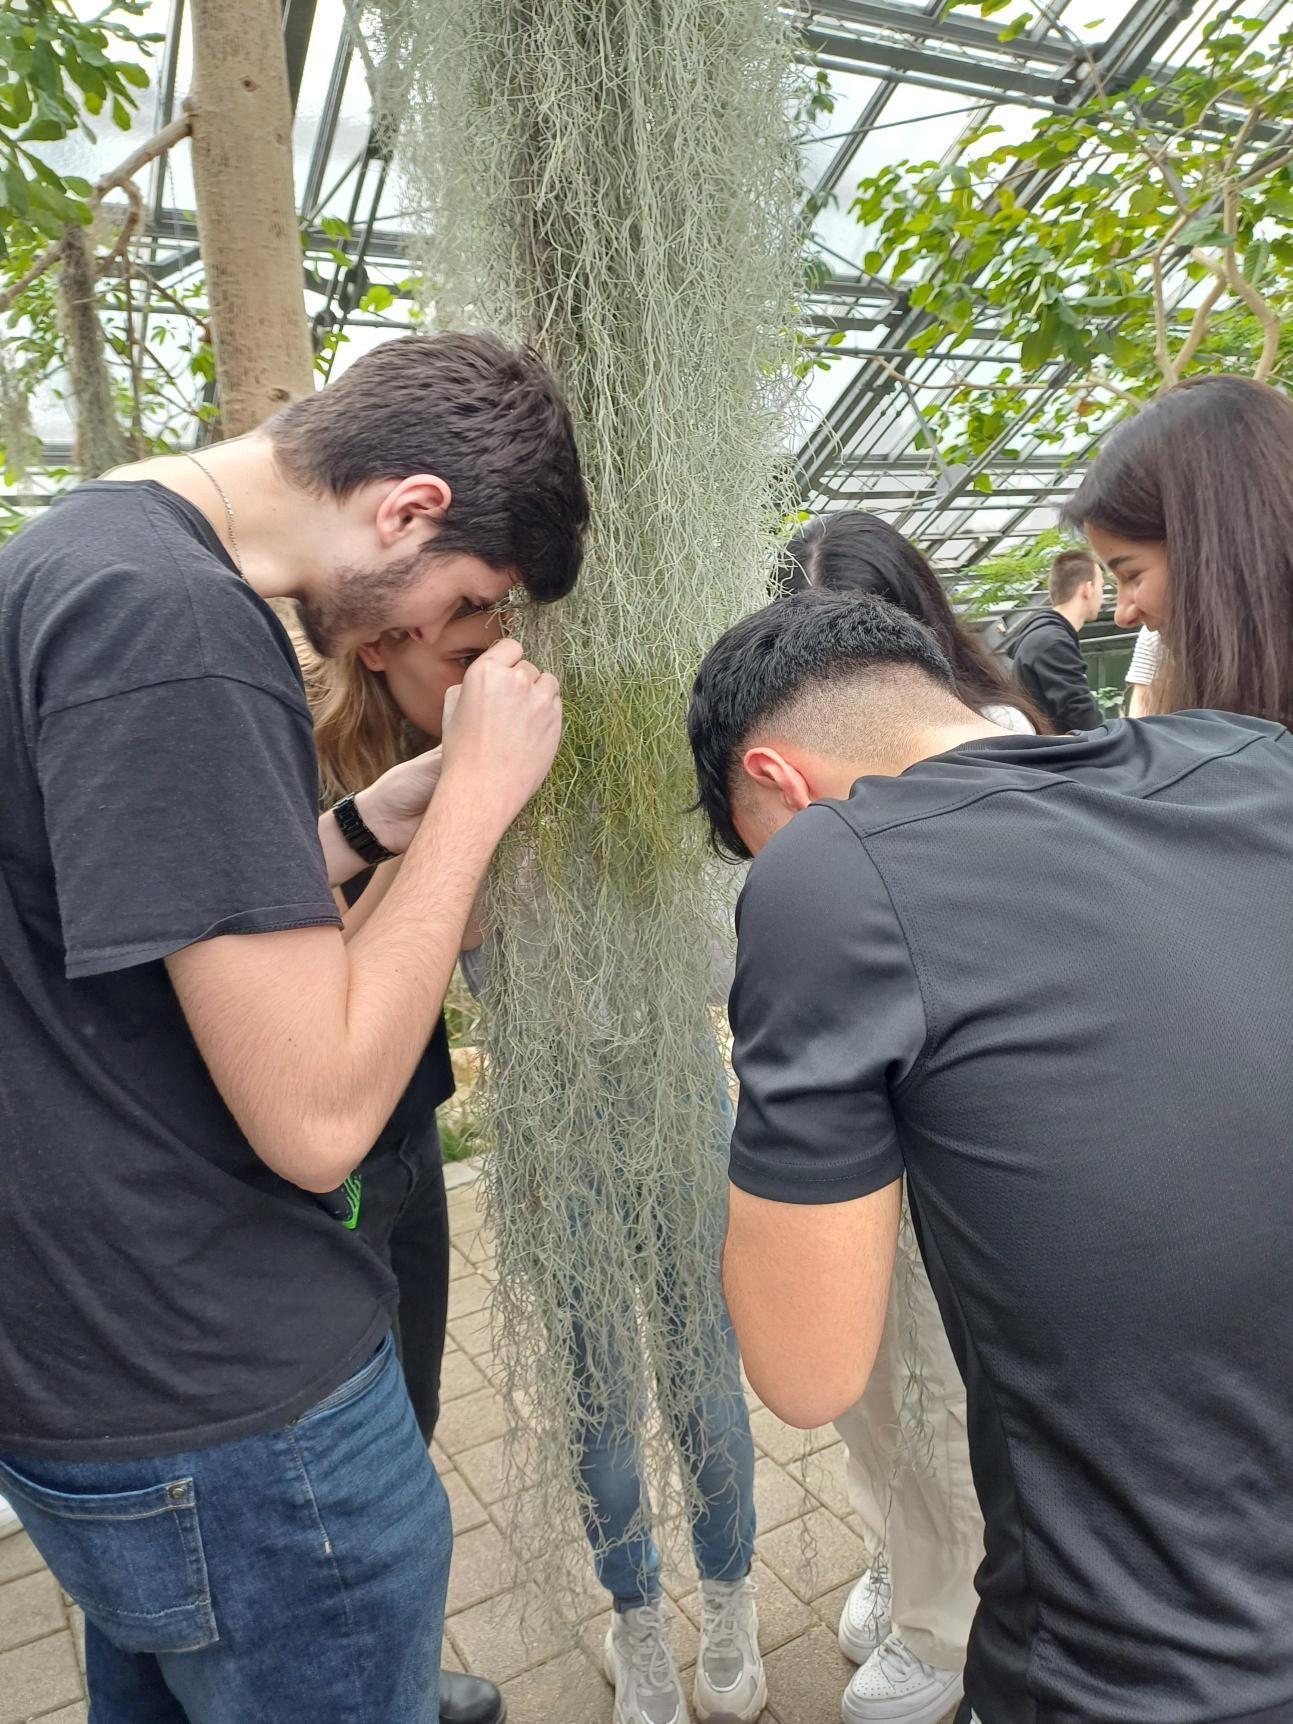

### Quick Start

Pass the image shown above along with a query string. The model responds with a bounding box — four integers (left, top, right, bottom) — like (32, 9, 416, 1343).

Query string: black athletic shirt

(729, 715, 1293, 1724)
(0, 482, 397, 1460)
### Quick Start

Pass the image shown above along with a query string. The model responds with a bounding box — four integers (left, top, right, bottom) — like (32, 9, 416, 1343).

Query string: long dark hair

(780, 511, 1047, 730)
(1062, 375, 1293, 728)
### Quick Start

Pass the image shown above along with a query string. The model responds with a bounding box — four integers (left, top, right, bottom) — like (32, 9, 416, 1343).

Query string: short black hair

(268, 331, 589, 603)
(688, 589, 956, 860)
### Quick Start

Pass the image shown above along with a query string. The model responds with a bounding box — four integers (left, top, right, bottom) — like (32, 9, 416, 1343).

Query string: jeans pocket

(293, 1330, 394, 1425)
(0, 1460, 217, 1654)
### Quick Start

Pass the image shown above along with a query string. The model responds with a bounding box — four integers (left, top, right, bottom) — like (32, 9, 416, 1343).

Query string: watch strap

(332, 793, 397, 867)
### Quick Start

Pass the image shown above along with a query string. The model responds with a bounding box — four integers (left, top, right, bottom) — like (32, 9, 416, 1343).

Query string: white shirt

(1126, 627, 1162, 686)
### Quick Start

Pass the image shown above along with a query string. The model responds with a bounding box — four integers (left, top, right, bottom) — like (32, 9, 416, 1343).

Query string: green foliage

(954, 526, 1070, 613)
(0, 1, 160, 254)
(376, 0, 801, 1603)
(847, 11, 1293, 466)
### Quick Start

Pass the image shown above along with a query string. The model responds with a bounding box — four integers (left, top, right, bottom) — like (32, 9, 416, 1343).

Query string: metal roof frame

(22, 0, 1286, 577)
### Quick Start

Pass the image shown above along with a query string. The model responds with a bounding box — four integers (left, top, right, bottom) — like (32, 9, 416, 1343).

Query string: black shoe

(440, 1671, 507, 1724)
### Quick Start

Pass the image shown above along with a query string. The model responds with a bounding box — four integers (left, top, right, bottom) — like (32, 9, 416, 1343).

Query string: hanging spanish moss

(370, 0, 803, 1603)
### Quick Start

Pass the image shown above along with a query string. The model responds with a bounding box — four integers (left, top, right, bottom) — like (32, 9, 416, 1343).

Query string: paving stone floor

(0, 1161, 958, 1724)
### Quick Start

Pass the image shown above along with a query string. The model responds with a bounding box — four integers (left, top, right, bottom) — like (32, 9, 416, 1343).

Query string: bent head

(266, 332, 588, 656)
(688, 591, 993, 861)
(357, 608, 507, 742)
(779, 511, 1048, 731)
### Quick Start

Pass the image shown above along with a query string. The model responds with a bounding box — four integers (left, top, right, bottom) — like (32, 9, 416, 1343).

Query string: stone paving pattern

(0, 1163, 958, 1724)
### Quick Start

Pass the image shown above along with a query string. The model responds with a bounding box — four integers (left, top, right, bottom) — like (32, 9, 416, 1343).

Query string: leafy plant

(844, 9, 1293, 475)
(0, 0, 160, 253)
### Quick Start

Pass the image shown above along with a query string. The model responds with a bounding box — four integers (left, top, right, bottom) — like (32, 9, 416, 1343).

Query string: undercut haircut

(1049, 548, 1098, 606)
(267, 331, 589, 603)
(688, 590, 959, 861)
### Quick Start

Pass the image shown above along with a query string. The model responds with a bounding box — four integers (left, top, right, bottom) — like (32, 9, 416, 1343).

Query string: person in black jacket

(1005, 549, 1105, 731)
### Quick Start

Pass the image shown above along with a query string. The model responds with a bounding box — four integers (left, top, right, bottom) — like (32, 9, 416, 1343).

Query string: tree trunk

(186, 0, 314, 437)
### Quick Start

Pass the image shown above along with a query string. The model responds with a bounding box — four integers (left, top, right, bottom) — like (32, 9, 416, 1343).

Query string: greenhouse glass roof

(23, 0, 1291, 569)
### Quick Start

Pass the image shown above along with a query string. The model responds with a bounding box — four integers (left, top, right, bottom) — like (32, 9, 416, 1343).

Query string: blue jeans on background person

(574, 1296, 757, 1611)
(570, 1062, 756, 1612)
(0, 1332, 450, 1724)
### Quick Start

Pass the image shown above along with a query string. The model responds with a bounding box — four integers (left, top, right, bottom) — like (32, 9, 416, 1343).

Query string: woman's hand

(354, 746, 444, 856)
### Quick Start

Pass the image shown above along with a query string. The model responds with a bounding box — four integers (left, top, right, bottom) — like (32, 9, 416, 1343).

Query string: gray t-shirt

(0, 482, 395, 1460)
(730, 715, 1293, 1724)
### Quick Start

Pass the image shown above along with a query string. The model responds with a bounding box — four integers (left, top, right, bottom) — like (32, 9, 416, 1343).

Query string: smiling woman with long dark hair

(1063, 375, 1293, 728)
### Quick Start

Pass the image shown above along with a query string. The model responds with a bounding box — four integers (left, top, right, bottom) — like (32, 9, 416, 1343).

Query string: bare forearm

(171, 788, 498, 1192)
(339, 856, 402, 940)
(1127, 681, 1157, 718)
(724, 1183, 900, 1428)
(319, 804, 366, 887)
(169, 638, 560, 1193)
(317, 786, 392, 888)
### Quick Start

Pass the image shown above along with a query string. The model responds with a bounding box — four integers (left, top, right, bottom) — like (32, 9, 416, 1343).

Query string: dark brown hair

(1062, 376, 1293, 727)
(267, 332, 589, 602)
(1049, 548, 1098, 606)
(779, 511, 1048, 731)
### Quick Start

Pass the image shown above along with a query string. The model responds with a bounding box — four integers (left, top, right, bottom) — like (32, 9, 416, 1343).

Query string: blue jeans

(575, 1302, 755, 1611)
(571, 1064, 755, 1611)
(0, 1333, 450, 1724)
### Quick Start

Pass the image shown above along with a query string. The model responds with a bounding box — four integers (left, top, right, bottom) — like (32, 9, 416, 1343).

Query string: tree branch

(1150, 254, 1171, 382)
(1238, 144, 1293, 190)
(1163, 274, 1226, 387)
(1191, 186, 1284, 382)
(0, 115, 191, 319)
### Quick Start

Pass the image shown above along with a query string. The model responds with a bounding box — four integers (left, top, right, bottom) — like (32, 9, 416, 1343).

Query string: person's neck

(101, 436, 323, 604)
(827, 716, 1010, 795)
(1052, 596, 1090, 632)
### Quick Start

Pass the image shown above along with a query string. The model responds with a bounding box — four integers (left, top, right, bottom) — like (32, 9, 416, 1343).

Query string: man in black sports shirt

(688, 590, 1293, 1724)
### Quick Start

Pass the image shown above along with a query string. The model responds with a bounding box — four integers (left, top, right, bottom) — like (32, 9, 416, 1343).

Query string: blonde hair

(274, 599, 413, 805)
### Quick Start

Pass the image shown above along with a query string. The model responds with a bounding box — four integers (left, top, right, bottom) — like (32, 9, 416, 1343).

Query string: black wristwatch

(332, 793, 397, 867)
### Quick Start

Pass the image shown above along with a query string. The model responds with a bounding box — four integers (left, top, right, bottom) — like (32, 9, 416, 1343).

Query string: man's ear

(372, 474, 453, 549)
(741, 745, 815, 814)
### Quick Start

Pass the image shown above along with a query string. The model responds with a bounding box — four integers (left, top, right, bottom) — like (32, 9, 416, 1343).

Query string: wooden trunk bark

(186, 0, 315, 437)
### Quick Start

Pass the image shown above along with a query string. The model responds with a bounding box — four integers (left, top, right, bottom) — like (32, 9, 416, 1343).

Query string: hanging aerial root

(371, 0, 806, 1615)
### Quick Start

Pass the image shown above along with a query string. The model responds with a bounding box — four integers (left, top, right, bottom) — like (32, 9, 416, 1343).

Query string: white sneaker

(604, 1601, 692, 1724)
(0, 1494, 21, 1540)
(838, 1567, 892, 1664)
(694, 1576, 767, 1723)
(842, 1632, 963, 1724)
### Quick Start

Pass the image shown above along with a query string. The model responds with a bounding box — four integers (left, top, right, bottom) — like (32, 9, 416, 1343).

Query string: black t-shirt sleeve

(38, 675, 340, 979)
(728, 803, 925, 1205)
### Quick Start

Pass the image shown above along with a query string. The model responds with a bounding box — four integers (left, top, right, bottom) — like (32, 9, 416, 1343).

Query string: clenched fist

(439, 639, 562, 838)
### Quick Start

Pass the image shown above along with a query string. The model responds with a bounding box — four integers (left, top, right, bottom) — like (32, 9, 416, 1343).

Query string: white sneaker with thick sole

(693, 1576, 767, 1723)
(0, 1494, 22, 1540)
(841, 1632, 963, 1724)
(838, 1568, 893, 1664)
(604, 1601, 692, 1724)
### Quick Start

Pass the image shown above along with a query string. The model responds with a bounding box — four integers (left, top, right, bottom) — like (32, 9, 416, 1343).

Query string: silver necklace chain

(184, 451, 244, 577)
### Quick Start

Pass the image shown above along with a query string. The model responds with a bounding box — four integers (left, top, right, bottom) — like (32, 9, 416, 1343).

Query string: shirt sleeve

(728, 804, 925, 1206)
(1125, 627, 1162, 686)
(38, 675, 341, 980)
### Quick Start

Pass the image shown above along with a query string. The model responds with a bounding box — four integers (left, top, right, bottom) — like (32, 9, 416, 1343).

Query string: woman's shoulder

(981, 702, 1037, 734)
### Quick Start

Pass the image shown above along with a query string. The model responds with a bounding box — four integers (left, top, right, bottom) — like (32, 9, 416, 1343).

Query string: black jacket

(1006, 610, 1102, 732)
